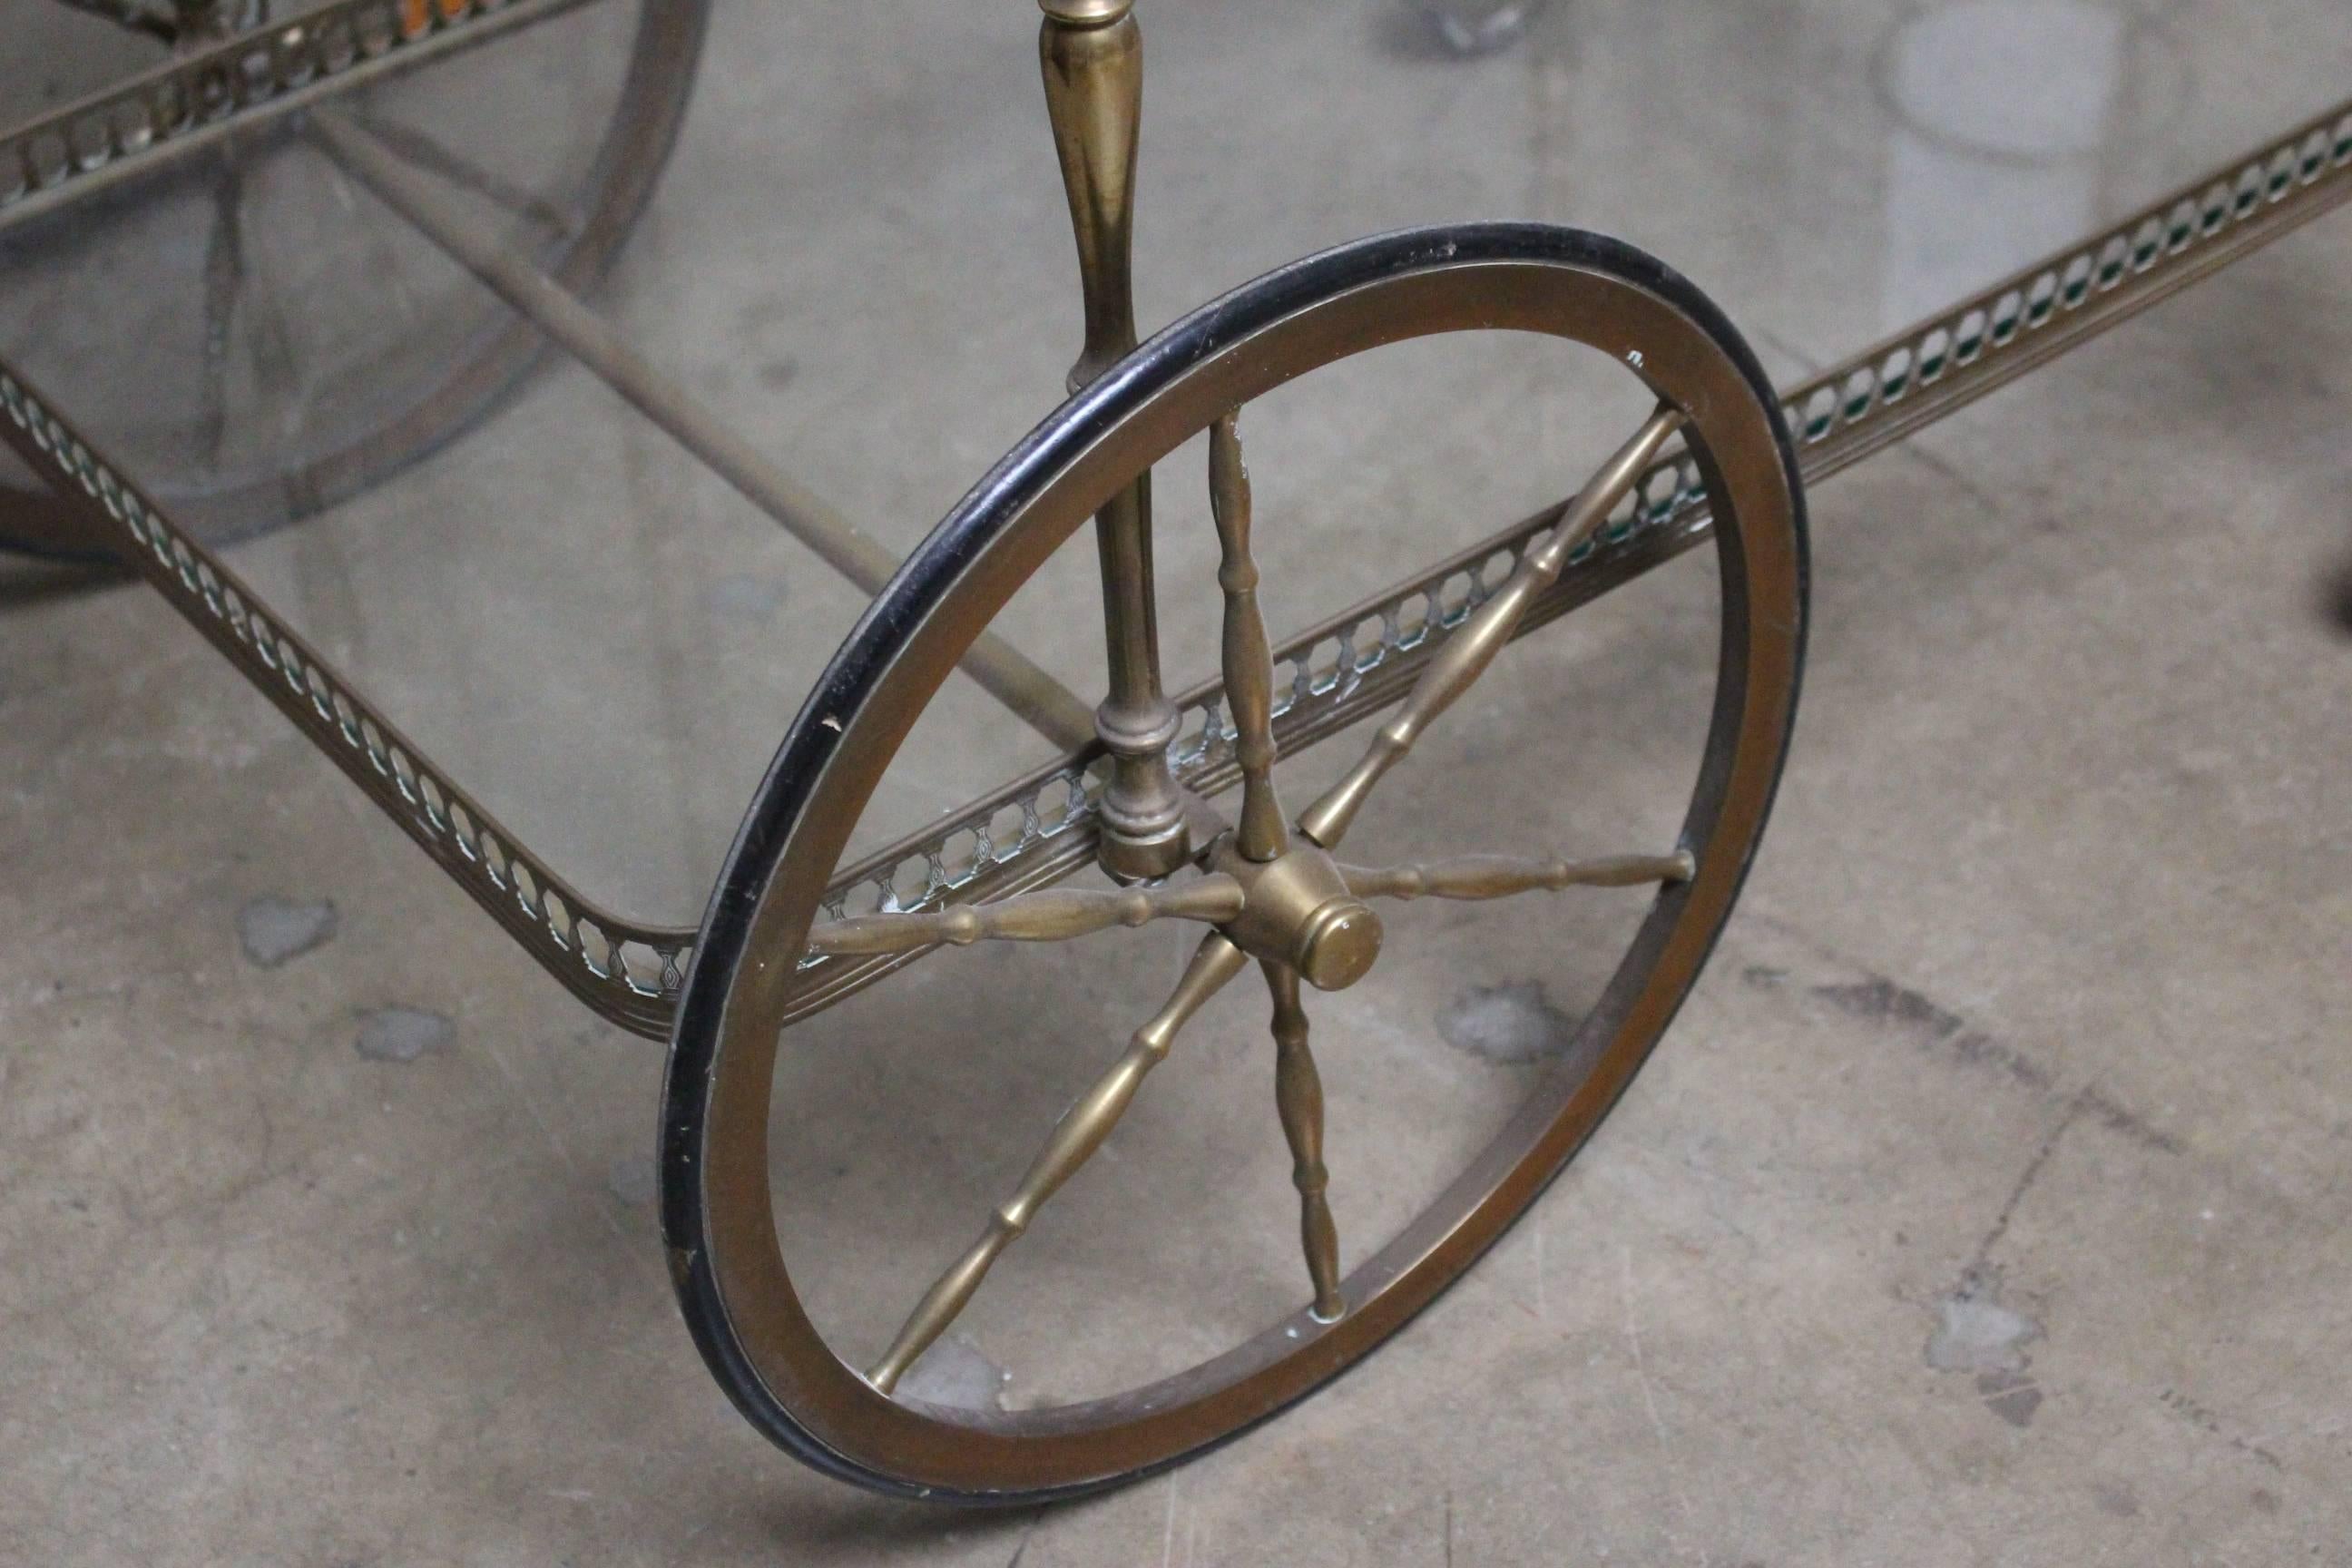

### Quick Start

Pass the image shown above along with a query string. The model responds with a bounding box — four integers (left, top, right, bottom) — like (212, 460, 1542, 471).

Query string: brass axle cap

(1208, 834, 1384, 993)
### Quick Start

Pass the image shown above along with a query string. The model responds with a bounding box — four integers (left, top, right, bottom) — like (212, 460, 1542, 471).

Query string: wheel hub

(1210, 835, 1384, 992)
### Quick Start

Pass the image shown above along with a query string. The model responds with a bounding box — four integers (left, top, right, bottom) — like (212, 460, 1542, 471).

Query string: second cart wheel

(663, 223, 1808, 1502)
(0, 0, 706, 560)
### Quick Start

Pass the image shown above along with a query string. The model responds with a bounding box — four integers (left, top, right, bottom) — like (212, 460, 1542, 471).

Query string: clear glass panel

(4, 0, 2347, 928)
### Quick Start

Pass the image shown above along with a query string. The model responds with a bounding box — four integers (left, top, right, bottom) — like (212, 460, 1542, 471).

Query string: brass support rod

(1265, 961, 1345, 1321)
(867, 929, 1249, 1394)
(1040, 0, 1191, 880)
(1296, 404, 1686, 850)
(308, 110, 1099, 752)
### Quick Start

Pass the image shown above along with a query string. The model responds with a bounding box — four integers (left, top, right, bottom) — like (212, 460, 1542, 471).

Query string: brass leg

(1041, 0, 1191, 879)
(1265, 961, 1345, 1322)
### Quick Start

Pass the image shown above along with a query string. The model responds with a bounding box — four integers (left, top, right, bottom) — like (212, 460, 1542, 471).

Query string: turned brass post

(1041, 0, 1191, 880)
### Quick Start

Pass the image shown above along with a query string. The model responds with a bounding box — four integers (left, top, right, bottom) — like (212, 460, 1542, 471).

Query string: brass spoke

(867, 931, 1250, 1395)
(1210, 411, 1291, 863)
(1295, 405, 1687, 850)
(1341, 849, 1695, 902)
(1265, 962, 1345, 1322)
(805, 874, 1244, 958)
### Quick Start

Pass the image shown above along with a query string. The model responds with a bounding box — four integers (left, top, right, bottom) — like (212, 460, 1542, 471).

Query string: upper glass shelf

(4, 0, 2346, 921)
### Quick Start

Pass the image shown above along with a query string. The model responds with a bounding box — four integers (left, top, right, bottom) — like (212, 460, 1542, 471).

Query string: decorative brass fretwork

(804, 875, 1242, 957)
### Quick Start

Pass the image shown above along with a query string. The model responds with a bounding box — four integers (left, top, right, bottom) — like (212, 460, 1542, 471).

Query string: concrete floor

(4, 1, 2350, 1563)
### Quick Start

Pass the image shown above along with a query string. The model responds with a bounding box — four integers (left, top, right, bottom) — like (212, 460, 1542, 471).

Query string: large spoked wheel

(663, 224, 1808, 1503)
(0, 0, 706, 560)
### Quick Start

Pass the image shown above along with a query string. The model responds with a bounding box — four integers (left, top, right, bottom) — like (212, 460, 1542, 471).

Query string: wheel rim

(664, 224, 1808, 1501)
(0, 0, 707, 559)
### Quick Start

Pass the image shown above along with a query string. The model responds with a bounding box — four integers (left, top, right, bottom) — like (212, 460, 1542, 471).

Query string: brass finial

(1039, 0, 1133, 24)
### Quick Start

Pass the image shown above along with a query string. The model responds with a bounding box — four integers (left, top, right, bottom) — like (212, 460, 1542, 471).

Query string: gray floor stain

(705, 573, 786, 622)
(606, 1154, 658, 1207)
(2092, 1479, 2141, 1518)
(1926, 1268, 2041, 1376)
(354, 1006, 454, 1063)
(237, 896, 338, 968)
(896, 1335, 1010, 1412)
(1437, 981, 1574, 1063)
(1927, 1269, 2047, 1428)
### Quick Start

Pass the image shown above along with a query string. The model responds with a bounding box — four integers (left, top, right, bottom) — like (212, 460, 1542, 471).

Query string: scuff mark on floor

(237, 896, 338, 968)
(1811, 975, 2058, 1095)
(606, 1154, 658, 1207)
(2160, 1387, 2285, 1471)
(1748, 922, 2188, 1158)
(1926, 1267, 2042, 1376)
(897, 1334, 1011, 1413)
(1437, 980, 1574, 1063)
(1926, 1266, 2045, 1427)
(354, 1005, 453, 1063)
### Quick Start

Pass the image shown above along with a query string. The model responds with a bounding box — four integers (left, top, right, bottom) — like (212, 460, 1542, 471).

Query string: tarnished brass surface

(665, 229, 1809, 1496)
(866, 929, 1248, 1395)
(1041, 0, 1191, 879)
(9, 5, 2352, 1497)
(1208, 833, 1382, 994)
(1265, 961, 1345, 1323)
(1342, 849, 1695, 901)
(1209, 412, 1290, 864)
(803, 874, 1242, 957)
(1037, 0, 1132, 25)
